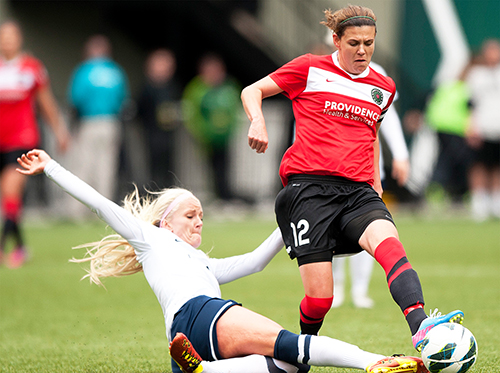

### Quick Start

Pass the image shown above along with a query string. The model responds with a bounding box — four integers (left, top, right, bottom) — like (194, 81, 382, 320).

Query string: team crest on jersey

(371, 88, 383, 105)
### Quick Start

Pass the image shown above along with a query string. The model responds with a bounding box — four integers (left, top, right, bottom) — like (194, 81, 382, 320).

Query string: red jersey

(0, 54, 49, 152)
(270, 52, 396, 186)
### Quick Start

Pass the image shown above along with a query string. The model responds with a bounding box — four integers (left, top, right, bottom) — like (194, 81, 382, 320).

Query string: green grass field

(0, 214, 498, 372)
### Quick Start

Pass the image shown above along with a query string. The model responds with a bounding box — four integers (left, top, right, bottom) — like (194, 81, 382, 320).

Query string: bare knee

(359, 219, 399, 256)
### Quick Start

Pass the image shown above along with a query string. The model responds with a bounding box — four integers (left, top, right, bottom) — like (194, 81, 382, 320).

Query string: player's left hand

(16, 149, 52, 176)
(373, 180, 383, 198)
(391, 159, 410, 187)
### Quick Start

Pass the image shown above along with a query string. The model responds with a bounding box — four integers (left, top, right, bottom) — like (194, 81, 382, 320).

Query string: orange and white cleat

(169, 332, 203, 373)
(366, 354, 429, 373)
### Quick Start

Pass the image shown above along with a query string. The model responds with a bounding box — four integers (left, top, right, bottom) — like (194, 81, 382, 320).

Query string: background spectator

(425, 61, 475, 204)
(136, 48, 182, 190)
(465, 39, 500, 221)
(182, 53, 250, 205)
(66, 34, 129, 219)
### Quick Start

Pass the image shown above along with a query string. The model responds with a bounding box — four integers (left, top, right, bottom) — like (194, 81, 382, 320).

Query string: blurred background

(1, 0, 499, 220)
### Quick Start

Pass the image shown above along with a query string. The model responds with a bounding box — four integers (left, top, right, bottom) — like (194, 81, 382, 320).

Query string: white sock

(491, 190, 500, 218)
(471, 189, 489, 221)
(201, 354, 300, 373)
(333, 257, 346, 284)
(332, 257, 346, 307)
(306, 335, 384, 369)
(350, 251, 374, 299)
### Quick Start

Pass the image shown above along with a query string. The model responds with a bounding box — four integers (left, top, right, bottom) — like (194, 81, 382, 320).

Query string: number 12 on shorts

(290, 219, 310, 247)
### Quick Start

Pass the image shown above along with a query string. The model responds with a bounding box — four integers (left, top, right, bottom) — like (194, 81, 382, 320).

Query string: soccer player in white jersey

(241, 4, 463, 351)
(17, 148, 428, 373)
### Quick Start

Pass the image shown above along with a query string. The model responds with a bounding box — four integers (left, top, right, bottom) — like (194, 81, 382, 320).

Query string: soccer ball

(421, 323, 477, 373)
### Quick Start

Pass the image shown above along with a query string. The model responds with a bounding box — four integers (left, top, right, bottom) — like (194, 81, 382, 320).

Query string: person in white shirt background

(465, 39, 500, 221)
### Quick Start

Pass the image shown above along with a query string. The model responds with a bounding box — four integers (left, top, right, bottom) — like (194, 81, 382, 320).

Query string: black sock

(389, 269, 426, 333)
(299, 319, 323, 335)
(1, 218, 23, 248)
(406, 307, 428, 335)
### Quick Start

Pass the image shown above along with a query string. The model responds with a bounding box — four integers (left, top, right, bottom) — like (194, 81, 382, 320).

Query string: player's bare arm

(241, 76, 283, 154)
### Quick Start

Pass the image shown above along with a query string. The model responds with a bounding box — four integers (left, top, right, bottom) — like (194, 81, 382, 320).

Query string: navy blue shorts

(170, 296, 240, 372)
(275, 174, 394, 265)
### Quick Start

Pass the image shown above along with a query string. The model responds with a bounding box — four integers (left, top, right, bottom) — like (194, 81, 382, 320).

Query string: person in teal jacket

(68, 39, 128, 118)
(66, 34, 129, 218)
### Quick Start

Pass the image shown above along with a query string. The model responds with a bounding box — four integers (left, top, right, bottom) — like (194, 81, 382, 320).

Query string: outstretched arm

(209, 228, 284, 284)
(17, 149, 144, 243)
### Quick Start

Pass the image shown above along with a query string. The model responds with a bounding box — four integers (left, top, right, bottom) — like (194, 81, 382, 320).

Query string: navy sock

(274, 329, 312, 369)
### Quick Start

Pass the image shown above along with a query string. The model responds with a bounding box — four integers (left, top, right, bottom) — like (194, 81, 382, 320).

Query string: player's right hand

(248, 118, 269, 154)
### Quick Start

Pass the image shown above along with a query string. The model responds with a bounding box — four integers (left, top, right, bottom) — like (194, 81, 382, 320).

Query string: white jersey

(44, 160, 284, 341)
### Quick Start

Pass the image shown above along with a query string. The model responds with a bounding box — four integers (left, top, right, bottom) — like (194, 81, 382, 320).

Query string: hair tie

(339, 15, 376, 25)
(160, 192, 192, 225)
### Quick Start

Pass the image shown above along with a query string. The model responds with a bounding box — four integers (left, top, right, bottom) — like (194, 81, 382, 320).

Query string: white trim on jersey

(304, 66, 393, 109)
(209, 301, 235, 361)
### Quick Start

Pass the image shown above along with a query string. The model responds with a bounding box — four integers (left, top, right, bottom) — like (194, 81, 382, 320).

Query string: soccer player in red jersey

(0, 21, 69, 268)
(241, 5, 463, 351)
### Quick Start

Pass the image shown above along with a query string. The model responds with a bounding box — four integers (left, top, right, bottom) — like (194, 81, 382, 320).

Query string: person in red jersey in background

(0, 20, 69, 268)
(241, 5, 463, 351)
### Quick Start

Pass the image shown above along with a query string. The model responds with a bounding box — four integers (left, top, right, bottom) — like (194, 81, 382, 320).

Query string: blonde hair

(321, 5, 377, 38)
(71, 186, 197, 286)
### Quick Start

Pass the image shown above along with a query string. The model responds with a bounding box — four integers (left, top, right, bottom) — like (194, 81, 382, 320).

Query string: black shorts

(0, 149, 28, 173)
(472, 140, 500, 168)
(275, 174, 394, 266)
